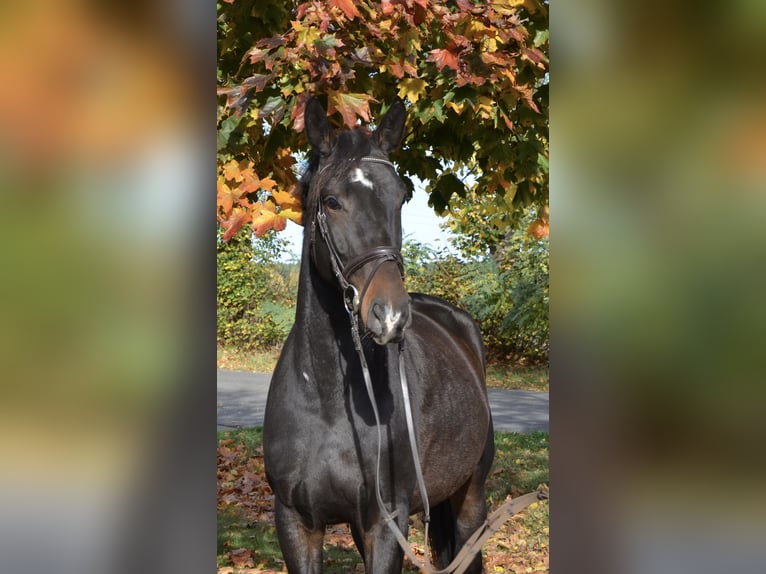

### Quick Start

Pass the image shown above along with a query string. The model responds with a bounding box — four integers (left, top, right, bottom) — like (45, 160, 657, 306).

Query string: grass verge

(217, 347, 549, 392)
(217, 428, 548, 573)
(217, 347, 281, 374)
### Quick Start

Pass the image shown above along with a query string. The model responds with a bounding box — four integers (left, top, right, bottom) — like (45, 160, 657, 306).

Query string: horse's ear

(304, 97, 335, 155)
(374, 99, 407, 154)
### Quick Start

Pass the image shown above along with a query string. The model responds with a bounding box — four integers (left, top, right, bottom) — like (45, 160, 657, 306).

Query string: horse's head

(304, 97, 411, 345)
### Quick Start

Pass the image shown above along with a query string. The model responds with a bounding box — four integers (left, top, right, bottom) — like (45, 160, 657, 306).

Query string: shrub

(217, 230, 296, 350)
(403, 207, 548, 363)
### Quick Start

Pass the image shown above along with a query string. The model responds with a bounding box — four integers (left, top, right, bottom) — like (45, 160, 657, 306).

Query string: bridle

(311, 156, 404, 316)
(309, 156, 545, 573)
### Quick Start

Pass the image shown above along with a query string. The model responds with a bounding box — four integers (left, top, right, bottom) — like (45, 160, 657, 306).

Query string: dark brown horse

(263, 98, 494, 573)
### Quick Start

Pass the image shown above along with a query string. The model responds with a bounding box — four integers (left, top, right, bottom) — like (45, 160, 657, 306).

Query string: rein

(312, 156, 545, 573)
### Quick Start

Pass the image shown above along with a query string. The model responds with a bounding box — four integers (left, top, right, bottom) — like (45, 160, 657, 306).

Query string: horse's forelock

(303, 129, 380, 218)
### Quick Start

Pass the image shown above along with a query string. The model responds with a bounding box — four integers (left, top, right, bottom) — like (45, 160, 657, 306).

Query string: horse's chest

(267, 423, 370, 520)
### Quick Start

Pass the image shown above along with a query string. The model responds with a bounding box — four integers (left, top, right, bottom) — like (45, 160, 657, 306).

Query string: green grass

(487, 431, 549, 504)
(217, 507, 282, 569)
(486, 363, 549, 391)
(217, 347, 549, 391)
(217, 346, 281, 373)
(217, 427, 548, 572)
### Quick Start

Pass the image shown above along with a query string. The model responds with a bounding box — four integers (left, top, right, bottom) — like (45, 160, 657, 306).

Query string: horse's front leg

(274, 497, 324, 573)
(357, 503, 409, 574)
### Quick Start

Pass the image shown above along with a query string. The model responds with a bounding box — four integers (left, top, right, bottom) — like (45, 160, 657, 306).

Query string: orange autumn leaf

(252, 201, 287, 236)
(527, 205, 549, 239)
(428, 48, 460, 71)
(217, 177, 240, 214)
(280, 207, 303, 226)
(220, 208, 252, 242)
(259, 176, 277, 191)
(222, 159, 245, 182)
(271, 188, 302, 212)
(237, 173, 261, 194)
(331, 0, 361, 21)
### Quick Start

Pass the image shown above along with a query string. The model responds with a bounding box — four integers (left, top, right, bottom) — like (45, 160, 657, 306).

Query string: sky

(278, 185, 455, 261)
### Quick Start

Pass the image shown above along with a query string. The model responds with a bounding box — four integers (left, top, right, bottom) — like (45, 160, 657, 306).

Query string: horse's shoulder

(409, 292, 486, 368)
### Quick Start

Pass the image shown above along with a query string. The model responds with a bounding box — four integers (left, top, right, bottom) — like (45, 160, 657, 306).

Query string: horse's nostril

(372, 301, 386, 321)
(368, 299, 410, 345)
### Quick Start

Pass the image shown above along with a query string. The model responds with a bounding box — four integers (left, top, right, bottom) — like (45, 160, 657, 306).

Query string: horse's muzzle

(367, 297, 411, 345)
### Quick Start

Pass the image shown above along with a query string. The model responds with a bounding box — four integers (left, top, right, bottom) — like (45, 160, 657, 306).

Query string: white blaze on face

(351, 167, 374, 189)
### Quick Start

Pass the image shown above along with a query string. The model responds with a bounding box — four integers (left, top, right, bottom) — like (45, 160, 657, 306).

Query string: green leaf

(435, 173, 466, 205)
(217, 114, 244, 151)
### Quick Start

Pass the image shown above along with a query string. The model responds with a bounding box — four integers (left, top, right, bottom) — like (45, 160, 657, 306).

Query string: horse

(263, 97, 494, 574)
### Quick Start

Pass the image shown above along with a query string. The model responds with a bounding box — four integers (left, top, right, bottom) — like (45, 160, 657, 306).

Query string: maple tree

(217, 0, 549, 240)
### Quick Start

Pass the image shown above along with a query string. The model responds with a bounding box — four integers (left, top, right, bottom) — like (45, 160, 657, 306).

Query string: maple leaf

(398, 78, 428, 103)
(222, 159, 244, 182)
(428, 48, 460, 71)
(387, 61, 405, 79)
(220, 208, 252, 242)
(252, 201, 287, 236)
(331, 0, 361, 21)
(256, 36, 286, 50)
(237, 169, 262, 194)
(217, 85, 251, 117)
(259, 176, 277, 191)
(271, 188, 302, 212)
(447, 100, 467, 114)
(280, 208, 303, 225)
(328, 91, 375, 129)
(217, 177, 242, 214)
(242, 73, 274, 93)
(247, 47, 267, 64)
(482, 51, 507, 66)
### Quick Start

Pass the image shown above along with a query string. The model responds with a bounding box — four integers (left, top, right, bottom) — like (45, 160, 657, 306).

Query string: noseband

(312, 156, 405, 316)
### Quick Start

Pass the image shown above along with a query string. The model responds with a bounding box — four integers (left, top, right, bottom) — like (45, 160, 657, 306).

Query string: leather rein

(310, 156, 545, 573)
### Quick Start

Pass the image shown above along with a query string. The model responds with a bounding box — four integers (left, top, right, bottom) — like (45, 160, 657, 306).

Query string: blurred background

(0, 1, 216, 573)
(552, 1, 766, 572)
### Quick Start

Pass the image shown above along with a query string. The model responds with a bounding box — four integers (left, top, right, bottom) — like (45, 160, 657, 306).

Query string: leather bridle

(311, 156, 404, 316)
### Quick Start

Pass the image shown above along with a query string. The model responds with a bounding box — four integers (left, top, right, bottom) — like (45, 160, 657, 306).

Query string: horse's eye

(324, 195, 342, 211)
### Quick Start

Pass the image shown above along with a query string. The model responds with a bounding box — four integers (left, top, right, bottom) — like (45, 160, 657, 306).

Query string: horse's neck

(293, 258, 388, 388)
(293, 257, 348, 356)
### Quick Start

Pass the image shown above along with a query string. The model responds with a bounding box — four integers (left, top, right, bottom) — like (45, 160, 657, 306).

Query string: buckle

(344, 284, 360, 315)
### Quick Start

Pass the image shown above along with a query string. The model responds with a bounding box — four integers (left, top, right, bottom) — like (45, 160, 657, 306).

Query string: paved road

(217, 369, 548, 433)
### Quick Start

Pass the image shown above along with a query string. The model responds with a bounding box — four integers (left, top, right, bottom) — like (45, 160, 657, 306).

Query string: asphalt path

(217, 369, 548, 433)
